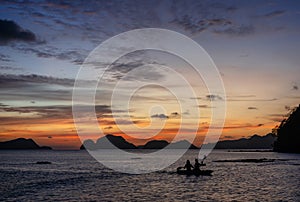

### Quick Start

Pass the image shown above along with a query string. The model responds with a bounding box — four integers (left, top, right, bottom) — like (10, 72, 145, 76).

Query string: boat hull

(176, 168, 213, 176)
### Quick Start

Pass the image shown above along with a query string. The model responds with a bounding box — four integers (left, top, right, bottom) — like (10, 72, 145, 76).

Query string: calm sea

(0, 150, 299, 201)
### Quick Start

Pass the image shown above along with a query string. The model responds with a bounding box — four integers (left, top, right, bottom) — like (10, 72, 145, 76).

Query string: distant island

(80, 134, 274, 150)
(205, 133, 276, 150)
(0, 138, 52, 150)
(80, 134, 136, 150)
(139, 139, 198, 149)
(274, 104, 300, 153)
(80, 134, 199, 150)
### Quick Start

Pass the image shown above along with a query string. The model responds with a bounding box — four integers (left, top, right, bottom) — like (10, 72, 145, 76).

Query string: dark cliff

(274, 105, 300, 153)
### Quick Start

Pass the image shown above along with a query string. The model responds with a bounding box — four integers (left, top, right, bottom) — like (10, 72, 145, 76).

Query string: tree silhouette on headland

(273, 104, 300, 153)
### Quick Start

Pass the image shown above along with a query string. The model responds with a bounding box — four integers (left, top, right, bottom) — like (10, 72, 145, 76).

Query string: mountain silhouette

(169, 140, 199, 149)
(81, 134, 136, 150)
(274, 104, 300, 153)
(141, 140, 169, 149)
(0, 138, 52, 150)
(138, 139, 199, 149)
(205, 133, 276, 149)
(81, 135, 198, 150)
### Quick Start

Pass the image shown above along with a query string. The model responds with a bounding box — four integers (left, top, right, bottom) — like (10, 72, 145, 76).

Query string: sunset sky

(0, 0, 300, 149)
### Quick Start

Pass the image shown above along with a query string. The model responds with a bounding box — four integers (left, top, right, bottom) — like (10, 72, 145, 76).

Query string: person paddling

(194, 159, 201, 171)
(184, 160, 194, 171)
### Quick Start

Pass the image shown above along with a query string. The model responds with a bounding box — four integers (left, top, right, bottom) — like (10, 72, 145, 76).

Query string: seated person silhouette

(194, 159, 201, 171)
(184, 160, 194, 172)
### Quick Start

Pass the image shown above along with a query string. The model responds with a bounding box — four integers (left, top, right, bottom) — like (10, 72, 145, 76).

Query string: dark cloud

(208, 123, 266, 130)
(104, 126, 113, 130)
(100, 119, 141, 126)
(263, 10, 285, 18)
(227, 98, 277, 102)
(0, 74, 75, 87)
(257, 124, 264, 127)
(168, 1, 242, 35)
(191, 95, 225, 101)
(150, 112, 181, 119)
(107, 61, 165, 82)
(151, 114, 169, 119)
(31, 11, 46, 18)
(0, 53, 11, 62)
(206, 94, 223, 101)
(213, 24, 255, 36)
(292, 84, 298, 90)
(0, 74, 96, 89)
(198, 105, 214, 108)
(0, 103, 8, 107)
(109, 60, 145, 74)
(0, 105, 73, 119)
(248, 107, 258, 110)
(0, 89, 71, 102)
(15, 46, 87, 65)
(0, 104, 111, 120)
(98, 51, 168, 82)
(0, 19, 36, 44)
(0, 66, 22, 71)
(170, 112, 180, 118)
(171, 16, 232, 34)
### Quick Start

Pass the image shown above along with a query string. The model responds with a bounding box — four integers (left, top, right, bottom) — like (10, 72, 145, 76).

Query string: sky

(0, 0, 300, 150)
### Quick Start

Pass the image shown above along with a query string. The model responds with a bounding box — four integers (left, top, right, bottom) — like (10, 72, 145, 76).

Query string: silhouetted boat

(176, 167, 213, 176)
(36, 161, 51, 164)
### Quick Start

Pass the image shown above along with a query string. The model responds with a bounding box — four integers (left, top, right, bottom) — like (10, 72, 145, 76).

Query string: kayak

(176, 167, 213, 176)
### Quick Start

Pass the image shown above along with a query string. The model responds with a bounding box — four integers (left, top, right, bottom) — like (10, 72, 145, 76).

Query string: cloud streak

(227, 98, 277, 102)
(0, 104, 111, 120)
(0, 74, 75, 87)
(151, 114, 169, 119)
(263, 10, 285, 18)
(213, 24, 255, 36)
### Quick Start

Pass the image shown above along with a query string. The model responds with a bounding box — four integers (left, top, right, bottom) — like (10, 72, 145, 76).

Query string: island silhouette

(0, 138, 52, 150)
(80, 134, 200, 150)
(274, 104, 300, 153)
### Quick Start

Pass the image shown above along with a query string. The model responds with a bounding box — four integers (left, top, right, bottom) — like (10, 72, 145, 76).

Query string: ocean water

(0, 150, 299, 201)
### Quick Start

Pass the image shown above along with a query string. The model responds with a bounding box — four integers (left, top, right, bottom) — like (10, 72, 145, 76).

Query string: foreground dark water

(0, 150, 299, 201)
